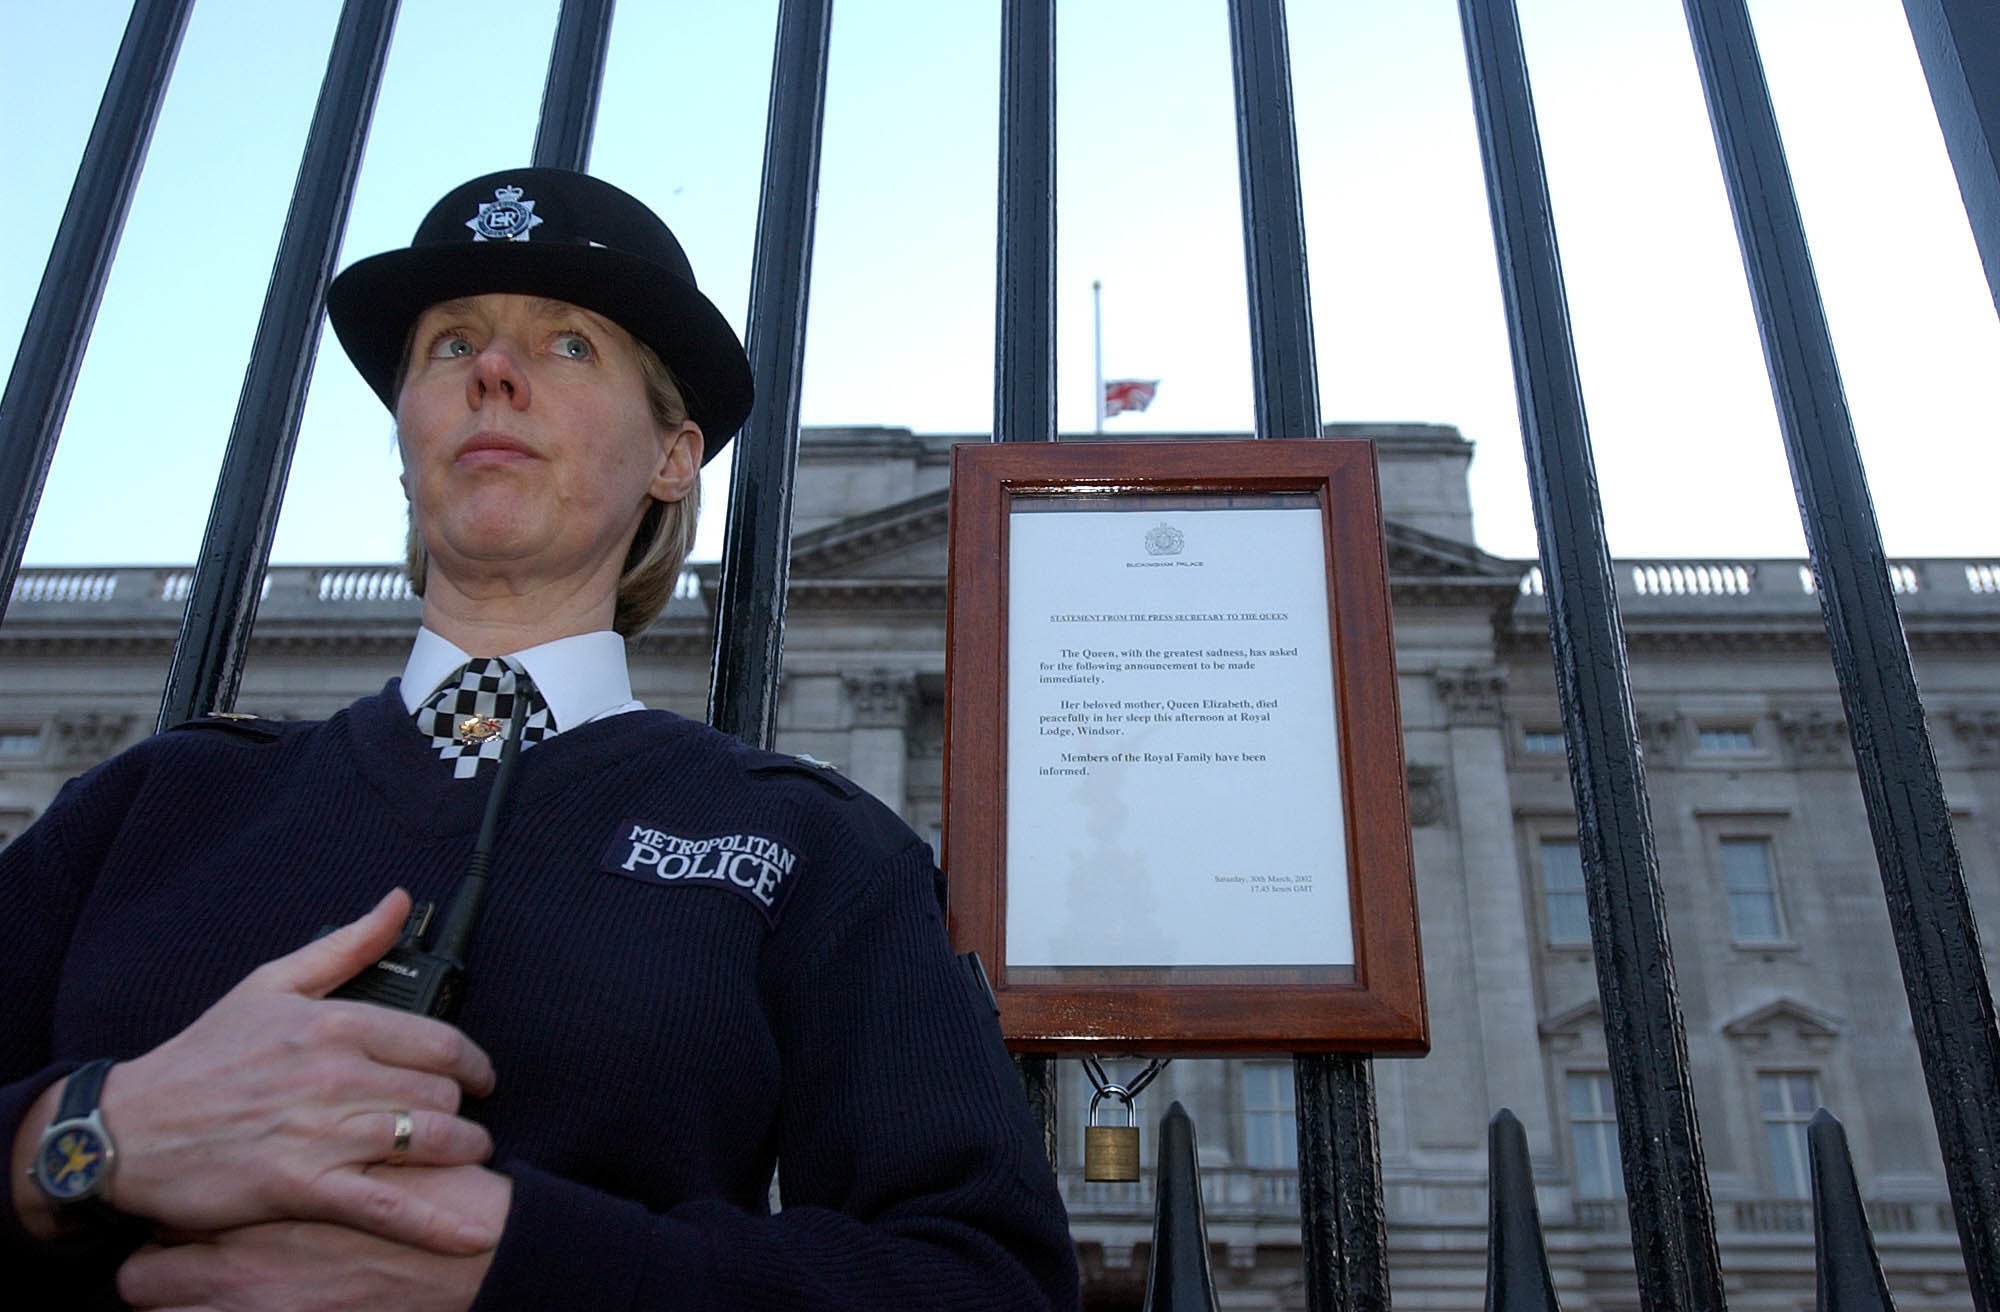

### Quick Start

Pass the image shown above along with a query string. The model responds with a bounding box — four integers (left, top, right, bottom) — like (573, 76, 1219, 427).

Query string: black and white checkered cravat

(415, 656, 554, 778)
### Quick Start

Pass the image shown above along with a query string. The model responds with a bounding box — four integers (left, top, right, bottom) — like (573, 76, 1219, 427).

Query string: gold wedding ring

(387, 1110, 414, 1165)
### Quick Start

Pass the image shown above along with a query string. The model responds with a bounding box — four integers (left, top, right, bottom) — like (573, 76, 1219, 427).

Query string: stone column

(1434, 667, 1555, 1152)
(841, 668, 916, 817)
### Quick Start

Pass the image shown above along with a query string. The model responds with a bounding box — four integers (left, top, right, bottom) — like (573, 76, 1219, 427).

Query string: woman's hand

(98, 890, 500, 1254)
(118, 1166, 511, 1312)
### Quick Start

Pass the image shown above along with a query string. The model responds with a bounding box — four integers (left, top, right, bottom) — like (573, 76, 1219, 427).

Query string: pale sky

(3, 0, 1995, 573)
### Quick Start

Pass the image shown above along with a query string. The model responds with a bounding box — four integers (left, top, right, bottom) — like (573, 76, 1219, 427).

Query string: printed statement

(1004, 505, 1354, 968)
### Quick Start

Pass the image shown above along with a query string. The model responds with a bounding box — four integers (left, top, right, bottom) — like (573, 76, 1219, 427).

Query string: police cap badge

(327, 168, 753, 458)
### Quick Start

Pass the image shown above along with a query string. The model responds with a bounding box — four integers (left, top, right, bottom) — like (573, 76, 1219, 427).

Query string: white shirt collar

(400, 627, 643, 731)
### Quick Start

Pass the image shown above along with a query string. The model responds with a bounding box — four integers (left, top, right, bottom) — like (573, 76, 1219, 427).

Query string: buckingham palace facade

(3, 424, 1993, 1311)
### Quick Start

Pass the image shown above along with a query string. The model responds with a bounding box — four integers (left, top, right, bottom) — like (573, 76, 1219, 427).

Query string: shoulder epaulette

(168, 711, 286, 742)
(743, 749, 863, 800)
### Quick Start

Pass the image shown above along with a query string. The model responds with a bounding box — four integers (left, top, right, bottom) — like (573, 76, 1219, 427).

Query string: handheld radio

(325, 670, 537, 1019)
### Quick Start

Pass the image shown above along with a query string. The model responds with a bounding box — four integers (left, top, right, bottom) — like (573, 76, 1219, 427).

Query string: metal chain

(1081, 1055, 1170, 1102)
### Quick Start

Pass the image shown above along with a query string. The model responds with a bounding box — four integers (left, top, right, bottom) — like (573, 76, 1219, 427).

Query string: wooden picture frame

(944, 439, 1426, 1053)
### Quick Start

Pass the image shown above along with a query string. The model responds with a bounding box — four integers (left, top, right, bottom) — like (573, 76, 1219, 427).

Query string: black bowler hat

(327, 168, 754, 459)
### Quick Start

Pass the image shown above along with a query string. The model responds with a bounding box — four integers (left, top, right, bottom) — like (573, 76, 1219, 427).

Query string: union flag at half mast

(1103, 379, 1160, 416)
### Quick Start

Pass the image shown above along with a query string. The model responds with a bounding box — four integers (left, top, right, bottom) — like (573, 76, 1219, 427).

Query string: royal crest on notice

(466, 184, 543, 242)
(1144, 522, 1185, 557)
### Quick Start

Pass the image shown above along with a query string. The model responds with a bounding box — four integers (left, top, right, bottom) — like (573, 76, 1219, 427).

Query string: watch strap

(54, 1058, 114, 1125)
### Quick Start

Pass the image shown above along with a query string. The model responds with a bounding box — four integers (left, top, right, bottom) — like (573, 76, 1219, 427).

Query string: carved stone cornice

(52, 711, 137, 765)
(0, 634, 175, 658)
(1393, 577, 1532, 612)
(1407, 764, 1445, 828)
(243, 632, 413, 656)
(1777, 710, 1851, 766)
(1906, 629, 2000, 654)
(1502, 619, 2000, 657)
(1636, 711, 1682, 763)
(843, 669, 917, 728)
(906, 698, 945, 759)
(785, 579, 945, 612)
(3, 631, 413, 660)
(1435, 668, 1506, 726)
(1950, 711, 2000, 760)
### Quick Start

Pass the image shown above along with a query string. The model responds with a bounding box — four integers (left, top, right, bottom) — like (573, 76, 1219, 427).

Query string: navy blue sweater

(0, 685, 1078, 1310)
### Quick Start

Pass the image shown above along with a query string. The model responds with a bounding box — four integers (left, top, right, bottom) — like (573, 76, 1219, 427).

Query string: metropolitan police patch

(600, 819, 798, 924)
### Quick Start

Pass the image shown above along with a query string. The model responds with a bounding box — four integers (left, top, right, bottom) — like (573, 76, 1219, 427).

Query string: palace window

(1566, 1072, 1624, 1198)
(1721, 837, 1785, 942)
(1522, 730, 1566, 756)
(0, 728, 42, 758)
(1240, 1061, 1297, 1170)
(1697, 726, 1757, 753)
(1759, 1071, 1819, 1198)
(1539, 838, 1591, 945)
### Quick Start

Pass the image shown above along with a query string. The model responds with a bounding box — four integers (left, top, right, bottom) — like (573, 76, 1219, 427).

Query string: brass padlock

(1083, 1086, 1141, 1183)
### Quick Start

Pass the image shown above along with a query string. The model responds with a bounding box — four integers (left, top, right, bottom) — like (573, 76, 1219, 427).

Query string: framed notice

(944, 440, 1426, 1052)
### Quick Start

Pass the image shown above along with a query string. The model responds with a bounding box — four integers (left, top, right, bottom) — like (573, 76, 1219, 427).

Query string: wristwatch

(29, 1059, 120, 1221)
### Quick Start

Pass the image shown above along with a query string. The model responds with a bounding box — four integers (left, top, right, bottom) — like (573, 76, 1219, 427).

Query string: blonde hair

(402, 339, 702, 639)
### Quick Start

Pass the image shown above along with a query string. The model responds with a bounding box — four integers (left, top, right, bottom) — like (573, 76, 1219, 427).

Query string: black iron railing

(3, 2, 1996, 1310)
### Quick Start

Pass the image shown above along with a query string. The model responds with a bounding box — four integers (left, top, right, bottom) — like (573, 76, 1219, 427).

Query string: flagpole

(1092, 278, 1104, 434)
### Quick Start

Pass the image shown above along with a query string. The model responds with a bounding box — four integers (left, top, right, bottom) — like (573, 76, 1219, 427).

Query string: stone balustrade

(1571, 1195, 1956, 1236)
(1060, 1167, 1955, 1236)
(17, 558, 2000, 621)
(1514, 557, 2000, 615)
(1057, 1165, 1301, 1224)
(6, 564, 706, 623)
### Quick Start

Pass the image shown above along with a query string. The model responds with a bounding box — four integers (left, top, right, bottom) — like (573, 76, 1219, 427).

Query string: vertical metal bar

(1092, 279, 1104, 434)
(1293, 1054, 1386, 1312)
(1015, 1052, 1058, 1170)
(992, 0, 1060, 1153)
(154, 0, 401, 730)
(1456, 6, 1728, 1311)
(1484, 1110, 1562, 1312)
(994, 0, 1055, 447)
(532, 0, 617, 172)
(1900, 0, 2000, 319)
(1681, 3, 2000, 1305)
(1223, 4, 1383, 1309)
(1227, 0, 1320, 441)
(1145, 1102, 1223, 1312)
(707, 0, 833, 749)
(0, 0, 195, 625)
(1808, 1110, 1898, 1312)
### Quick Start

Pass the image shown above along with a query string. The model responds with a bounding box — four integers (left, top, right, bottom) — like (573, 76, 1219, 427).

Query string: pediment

(1721, 997, 1843, 1042)
(1538, 998, 1603, 1040)
(1384, 522, 1523, 585)
(788, 487, 1525, 588)
(790, 489, 949, 579)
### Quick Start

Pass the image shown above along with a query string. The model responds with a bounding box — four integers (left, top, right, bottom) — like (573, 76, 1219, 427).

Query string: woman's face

(395, 293, 700, 595)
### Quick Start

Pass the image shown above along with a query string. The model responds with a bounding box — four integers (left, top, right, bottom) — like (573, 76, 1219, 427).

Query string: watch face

(37, 1122, 110, 1201)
